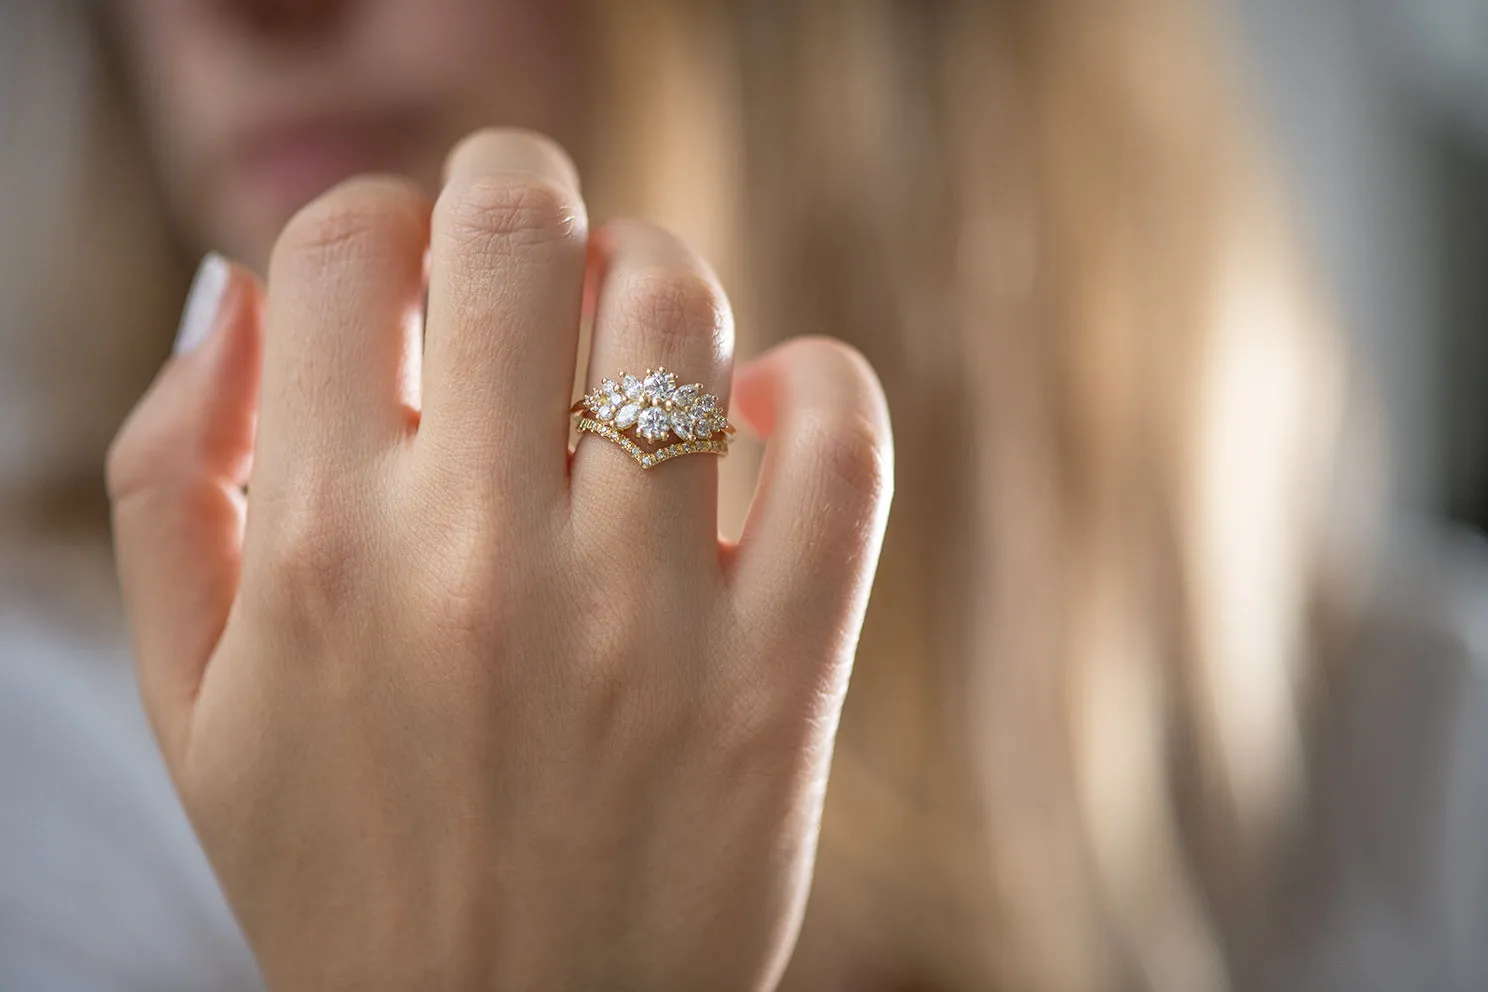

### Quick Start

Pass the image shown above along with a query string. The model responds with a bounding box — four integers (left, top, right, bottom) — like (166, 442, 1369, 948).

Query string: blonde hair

(591, 2, 1362, 989)
(18, 0, 1369, 987)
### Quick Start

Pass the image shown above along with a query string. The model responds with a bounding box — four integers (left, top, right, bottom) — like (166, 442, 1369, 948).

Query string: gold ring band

(571, 367, 735, 469)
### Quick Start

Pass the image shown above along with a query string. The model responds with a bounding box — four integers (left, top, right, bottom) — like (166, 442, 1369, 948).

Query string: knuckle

(615, 267, 731, 347)
(272, 176, 425, 274)
(417, 538, 509, 643)
(441, 175, 582, 258)
(800, 409, 892, 508)
(253, 491, 364, 625)
(104, 395, 196, 506)
(104, 414, 151, 502)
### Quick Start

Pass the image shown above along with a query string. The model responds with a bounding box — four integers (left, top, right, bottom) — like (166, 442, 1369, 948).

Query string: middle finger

(419, 129, 588, 508)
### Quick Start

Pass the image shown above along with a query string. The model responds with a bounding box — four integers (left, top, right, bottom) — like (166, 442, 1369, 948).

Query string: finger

(731, 337, 893, 668)
(419, 129, 588, 503)
(571, 219, 734, 551)
(107, 254, 263, 770)
(254, 175, 429, 502)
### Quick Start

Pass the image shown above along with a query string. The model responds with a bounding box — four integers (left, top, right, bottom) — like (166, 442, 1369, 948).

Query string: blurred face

(110, 0, 583, 269)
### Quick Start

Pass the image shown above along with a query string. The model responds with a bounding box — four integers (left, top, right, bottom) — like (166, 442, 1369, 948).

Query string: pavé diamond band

(571, 367, 735, 470)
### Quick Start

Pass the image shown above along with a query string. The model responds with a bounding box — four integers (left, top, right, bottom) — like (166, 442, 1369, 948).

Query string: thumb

(107, 253, 263, 770)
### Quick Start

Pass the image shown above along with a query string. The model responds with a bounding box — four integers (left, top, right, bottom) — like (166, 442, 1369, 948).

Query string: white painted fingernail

(174, 252, 229, 356)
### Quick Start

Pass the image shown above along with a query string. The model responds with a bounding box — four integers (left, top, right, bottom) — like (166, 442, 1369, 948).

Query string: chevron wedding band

(571, 368, 735, 469)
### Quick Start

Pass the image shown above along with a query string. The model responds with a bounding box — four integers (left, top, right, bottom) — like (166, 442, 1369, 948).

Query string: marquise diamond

(615, 403, 641, 429)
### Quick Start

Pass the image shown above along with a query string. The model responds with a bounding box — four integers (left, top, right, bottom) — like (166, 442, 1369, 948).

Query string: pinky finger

(730, 336, 894, 680)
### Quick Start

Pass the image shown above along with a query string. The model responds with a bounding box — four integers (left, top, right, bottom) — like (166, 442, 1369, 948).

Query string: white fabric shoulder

(0, 550, 261, 992)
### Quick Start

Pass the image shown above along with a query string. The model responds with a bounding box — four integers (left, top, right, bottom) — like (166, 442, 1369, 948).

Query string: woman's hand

(106, 130, 892, 991)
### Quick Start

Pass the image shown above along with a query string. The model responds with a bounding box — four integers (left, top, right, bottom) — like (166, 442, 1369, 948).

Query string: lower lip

(232, 131, 400, 218)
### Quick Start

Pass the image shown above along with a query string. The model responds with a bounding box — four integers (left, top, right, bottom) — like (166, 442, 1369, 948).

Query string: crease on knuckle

(798, 410, 891, 509)
(615, 268, 729, 349)
(104, 419, 152, 503)
(419, 535, 508, 644)
(442, 176, 580, 259)
(255, 494, 363, 627)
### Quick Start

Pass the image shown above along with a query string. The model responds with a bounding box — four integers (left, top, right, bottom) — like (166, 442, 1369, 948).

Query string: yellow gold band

(571, 367, 734, 470)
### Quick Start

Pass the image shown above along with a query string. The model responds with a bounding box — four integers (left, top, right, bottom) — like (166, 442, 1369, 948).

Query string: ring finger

(571, 219, 735, 553)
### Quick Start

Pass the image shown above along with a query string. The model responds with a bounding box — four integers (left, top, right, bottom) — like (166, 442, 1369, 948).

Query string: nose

(211, 0, 355, 39)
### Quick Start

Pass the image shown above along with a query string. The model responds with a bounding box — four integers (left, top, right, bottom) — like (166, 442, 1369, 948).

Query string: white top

(0, 536, 261, 991)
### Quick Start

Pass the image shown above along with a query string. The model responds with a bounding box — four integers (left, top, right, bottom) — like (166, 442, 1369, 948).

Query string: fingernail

(174, 252, 229, 356)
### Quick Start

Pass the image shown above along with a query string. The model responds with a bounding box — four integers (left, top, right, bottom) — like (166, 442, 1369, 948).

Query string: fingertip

(781, 336, 892, 433)
(172, 253, 261, 358)
(441, 127, 582, 195)
(108, 254, 264, 502)
(733, 337, 893, 454)
(730, 358, 777, 438)
(733, 335, 894, 581)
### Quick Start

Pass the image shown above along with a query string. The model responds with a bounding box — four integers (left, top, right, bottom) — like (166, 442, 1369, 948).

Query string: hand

(107, 130, 892, 991)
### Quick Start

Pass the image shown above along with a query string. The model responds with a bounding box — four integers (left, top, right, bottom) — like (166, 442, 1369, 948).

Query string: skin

(106, 2, 894, 987)
(110, 0, 582, 270)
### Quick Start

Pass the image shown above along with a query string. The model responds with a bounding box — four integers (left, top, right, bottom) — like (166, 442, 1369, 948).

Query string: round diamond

(695, 393, 717, 414)
(672, 384, 700, 409)
(621, 373, 644, 400)
(601, 378, 624, 405)
(643, 370, 677, 403)
(693, 416, 714, 438)
(614, 403, 642, 429)
(637, 406, 671, 441)
(596, 403, 616, 422)
(670, 410, 694, 440)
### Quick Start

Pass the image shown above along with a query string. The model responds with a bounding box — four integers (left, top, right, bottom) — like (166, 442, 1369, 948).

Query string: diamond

(621, 373, 643, 400)
(672, 384, 700, 409)
(693, 415, 714, 438)
(597, 403, 616, 421)
(601, 378, 624, 405)
(670, 410, 694, 440)
(615, 403, 641, 429)
(695, 393, 716, 413)
(637, 406, 671, 441)
(643, 370, 677, 403)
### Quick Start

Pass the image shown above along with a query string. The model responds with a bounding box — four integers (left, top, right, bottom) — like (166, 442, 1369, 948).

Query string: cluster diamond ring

(571, 368, 735, 469)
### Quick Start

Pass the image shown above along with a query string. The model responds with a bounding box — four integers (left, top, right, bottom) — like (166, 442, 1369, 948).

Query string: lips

(226, 110, 430, 220)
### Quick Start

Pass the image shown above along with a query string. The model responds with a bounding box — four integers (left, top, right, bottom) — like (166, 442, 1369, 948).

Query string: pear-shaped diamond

(615, 403, 641, 429)
(672, 384, 700, 409)
(670, 410, 694, 440)
(621, 373, 644, 400)
(637, 406, 671, 441)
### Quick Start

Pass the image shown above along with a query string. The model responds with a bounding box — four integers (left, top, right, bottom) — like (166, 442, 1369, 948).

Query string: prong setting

(576, 367, 732, 467)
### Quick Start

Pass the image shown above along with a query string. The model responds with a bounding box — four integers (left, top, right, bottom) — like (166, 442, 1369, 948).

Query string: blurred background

(1, 1, 1486, 990)
(1222, 0, 1487, 541)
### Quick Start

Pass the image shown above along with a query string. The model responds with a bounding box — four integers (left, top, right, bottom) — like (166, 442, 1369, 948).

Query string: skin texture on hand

(106, 129, 892, 991)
